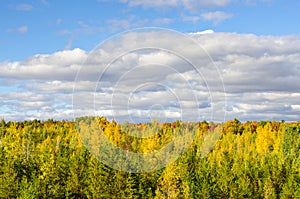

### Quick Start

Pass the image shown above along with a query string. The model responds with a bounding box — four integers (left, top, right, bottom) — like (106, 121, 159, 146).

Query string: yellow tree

(155, 162, 190, 199)
(255, 122, 275, 155)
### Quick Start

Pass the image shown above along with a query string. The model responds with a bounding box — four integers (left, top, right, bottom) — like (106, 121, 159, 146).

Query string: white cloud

(16, 4, 33, 11)
(56, 18, 62, 25)
(107, 16, 148, 32)
(120, 0, 270, 10)
(1, 31, 300, 122)
(18, 25, 28, 33)
(78, 21, 89, 28)
(0, 48, 86, 81)
(152, 18, 174, 25)
(189, 30, 215, 35)
(201, 11, 233, 25)
(6, 26, 29, 34)
(181, 15, 200, 23)
(40, 0, 49, 5)
(120, 0, 233, 9)
(122, 0, 179, 8)
(183, 0, 233, 10)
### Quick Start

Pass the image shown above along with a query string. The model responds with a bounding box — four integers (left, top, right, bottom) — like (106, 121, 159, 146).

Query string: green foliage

(0, 118, 299, 198)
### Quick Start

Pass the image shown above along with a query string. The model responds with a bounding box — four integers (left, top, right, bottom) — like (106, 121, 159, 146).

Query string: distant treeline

(0, 117, 299, 198)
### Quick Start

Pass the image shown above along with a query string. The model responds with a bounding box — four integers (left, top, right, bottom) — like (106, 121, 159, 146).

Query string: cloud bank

(1, 31, 300, 122)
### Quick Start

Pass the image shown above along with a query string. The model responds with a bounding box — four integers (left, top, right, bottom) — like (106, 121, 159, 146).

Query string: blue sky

(1, 0, 300, 122)
(1, 0, 299, 61)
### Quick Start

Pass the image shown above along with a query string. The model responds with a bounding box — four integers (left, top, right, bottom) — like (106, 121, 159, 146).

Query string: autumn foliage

(0, 118, 299, 198)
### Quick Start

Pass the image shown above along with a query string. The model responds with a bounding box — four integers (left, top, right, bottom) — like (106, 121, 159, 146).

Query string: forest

(0, 117, 299, 198)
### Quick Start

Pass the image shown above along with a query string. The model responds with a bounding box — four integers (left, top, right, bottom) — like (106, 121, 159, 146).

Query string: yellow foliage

(255, 123, 275, 155)
(155, 164, 181, 199)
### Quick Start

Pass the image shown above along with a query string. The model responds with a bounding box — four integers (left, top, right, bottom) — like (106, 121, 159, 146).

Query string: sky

(0, 0, 300, 122)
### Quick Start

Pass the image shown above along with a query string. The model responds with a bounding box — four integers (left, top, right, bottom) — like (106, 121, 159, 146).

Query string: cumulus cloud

(189, 30, 215, 35)
(201, 11, 233, 25)
(1, 31, 300, 122)
(0, 48, 86, 81)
